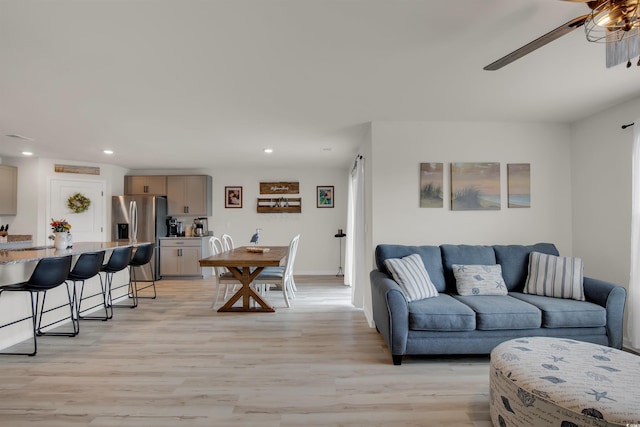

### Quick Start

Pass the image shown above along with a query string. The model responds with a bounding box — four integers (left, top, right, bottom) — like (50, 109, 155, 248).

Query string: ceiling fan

(484, 0, 640, 70)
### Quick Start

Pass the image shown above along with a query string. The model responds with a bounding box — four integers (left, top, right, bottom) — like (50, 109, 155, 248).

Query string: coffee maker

(193, 217, 209, 237)
(167, 217, 178, 237)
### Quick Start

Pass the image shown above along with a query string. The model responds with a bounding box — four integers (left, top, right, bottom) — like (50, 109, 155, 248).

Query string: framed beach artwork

(450, 162, 501, 211)
(507, 163, 531, 208)
(317, 186, 334, 208)
(419, 163, 444, 208)
(225, 186, 243, 208)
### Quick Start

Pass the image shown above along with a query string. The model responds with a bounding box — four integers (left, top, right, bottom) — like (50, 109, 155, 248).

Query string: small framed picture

(317, 186, 334, 208)
(225, 186, 243, 208)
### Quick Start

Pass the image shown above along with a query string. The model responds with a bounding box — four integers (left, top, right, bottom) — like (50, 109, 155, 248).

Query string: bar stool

(102, 246, 133, 316)
(128, 243, 156, 300)
(0, 255, 73, 356)
(73, 251, 107, 324)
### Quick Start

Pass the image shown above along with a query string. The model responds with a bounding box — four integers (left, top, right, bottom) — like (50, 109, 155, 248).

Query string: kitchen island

(0, 241, 142, 268)
(0, 241, 146, 351)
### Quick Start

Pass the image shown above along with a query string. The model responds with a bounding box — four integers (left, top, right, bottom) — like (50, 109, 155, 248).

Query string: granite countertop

(3, 234, 32, 243)
(0, 234, 33, 250)
(159, 235, 211, 239)
(0, 241, 149, 265)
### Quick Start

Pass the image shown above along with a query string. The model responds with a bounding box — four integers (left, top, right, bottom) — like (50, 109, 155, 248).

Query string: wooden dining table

(198, 246, 288, 312)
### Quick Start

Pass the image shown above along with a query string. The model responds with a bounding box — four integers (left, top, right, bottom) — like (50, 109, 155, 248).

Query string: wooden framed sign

(259, 181, 299, 195)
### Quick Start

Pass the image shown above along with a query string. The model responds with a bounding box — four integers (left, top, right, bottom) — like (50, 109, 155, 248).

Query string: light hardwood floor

(0, 276, 492, 427)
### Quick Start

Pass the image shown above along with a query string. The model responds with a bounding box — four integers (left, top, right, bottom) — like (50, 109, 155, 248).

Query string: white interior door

(49, 179, 105, 242)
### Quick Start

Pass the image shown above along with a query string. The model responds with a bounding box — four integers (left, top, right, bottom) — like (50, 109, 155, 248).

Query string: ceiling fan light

(586, 1, 640, 42)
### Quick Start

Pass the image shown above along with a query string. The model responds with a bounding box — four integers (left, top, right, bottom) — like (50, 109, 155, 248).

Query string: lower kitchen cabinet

(159, 237, 211, 278)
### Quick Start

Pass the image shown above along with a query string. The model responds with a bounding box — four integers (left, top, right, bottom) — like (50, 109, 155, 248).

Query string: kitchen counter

(0, 234, 32, 250)
(0, 241, 147, 351)
(159, 235, 211, 239)
(0, 241, 148, 265)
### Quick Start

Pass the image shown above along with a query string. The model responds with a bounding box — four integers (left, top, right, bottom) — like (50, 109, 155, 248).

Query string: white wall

(369, 121, 574, 251)
(570, 99, 637, 284)
(570, 96, 640, 347)
(131, 166, 349, 274)
(0, 156, 128, 244)
(3, 158, 347, 273)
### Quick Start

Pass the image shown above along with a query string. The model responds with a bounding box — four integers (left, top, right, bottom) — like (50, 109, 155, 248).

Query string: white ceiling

(2, 0, 640, 170)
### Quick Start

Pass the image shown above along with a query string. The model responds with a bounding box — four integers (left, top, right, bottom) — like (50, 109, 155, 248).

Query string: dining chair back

(208, 236, 241, 308)
(208, 236, 224, 258)
(0, 255, 73, 356)
(221, 234, 235, 251)
(254, 234, 300, 308)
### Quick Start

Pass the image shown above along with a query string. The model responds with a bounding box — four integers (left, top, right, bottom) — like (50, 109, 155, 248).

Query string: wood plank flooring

(0, 276, 492, 426)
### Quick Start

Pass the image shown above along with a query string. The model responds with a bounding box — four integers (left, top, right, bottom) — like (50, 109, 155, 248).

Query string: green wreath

(67, 192, 91, 214)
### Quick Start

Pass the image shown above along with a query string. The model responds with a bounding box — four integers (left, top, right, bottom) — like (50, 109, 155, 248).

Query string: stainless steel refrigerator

(112, 195, 167, 280)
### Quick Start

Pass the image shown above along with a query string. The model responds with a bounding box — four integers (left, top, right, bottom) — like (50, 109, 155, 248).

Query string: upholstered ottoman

(490, 337, 640, 427)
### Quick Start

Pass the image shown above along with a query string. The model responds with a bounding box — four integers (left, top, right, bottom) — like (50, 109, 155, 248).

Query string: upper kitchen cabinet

(166, 175, 212, 216)
(124, 175, 167, 195)
(0, 165, 18, 215)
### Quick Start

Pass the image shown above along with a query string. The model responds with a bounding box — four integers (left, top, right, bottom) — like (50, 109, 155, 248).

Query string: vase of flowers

(51, 218, 72, 249)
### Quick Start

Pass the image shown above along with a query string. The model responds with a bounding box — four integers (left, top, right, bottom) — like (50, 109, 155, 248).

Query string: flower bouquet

(51, 218, 72, 233)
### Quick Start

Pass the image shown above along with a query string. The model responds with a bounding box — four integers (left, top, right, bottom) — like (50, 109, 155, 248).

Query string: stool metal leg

(35, 284, 78, 337)
(133, 263, 157, 300)
(78, 274, 111, 321)
(0, 290, 39, 356)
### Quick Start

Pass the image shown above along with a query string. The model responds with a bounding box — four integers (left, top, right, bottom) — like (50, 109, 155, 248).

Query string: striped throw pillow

(384, 253, 439, 302)
(524, 251, 585, 301)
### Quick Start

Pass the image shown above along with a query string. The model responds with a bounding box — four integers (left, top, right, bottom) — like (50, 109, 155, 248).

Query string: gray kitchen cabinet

(124, 175, 167, 195)
(0, 165, 18, 215)
(166, 175, 212, 216)
(159, 238, 210, 278)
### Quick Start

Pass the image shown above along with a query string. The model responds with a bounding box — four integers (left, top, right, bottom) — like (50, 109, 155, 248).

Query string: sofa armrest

(583, 276, 627, 349)
(370, 270, 409, 358)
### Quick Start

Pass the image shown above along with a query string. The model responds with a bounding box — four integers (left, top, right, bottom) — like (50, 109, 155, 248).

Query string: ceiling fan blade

(483, 14, 589, 70)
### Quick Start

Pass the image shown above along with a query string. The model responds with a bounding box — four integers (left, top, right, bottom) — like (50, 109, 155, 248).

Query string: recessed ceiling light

(322, 147, 333, 152)
(264, 148, 274, 154)
(103, 149, 114, 155)
(6, 134, 35, 142)
(22, 151, 33, 156)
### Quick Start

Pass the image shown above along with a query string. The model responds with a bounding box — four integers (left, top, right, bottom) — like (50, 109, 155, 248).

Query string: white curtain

(628, 122, 640, 349)
(345, 155, 366, 308)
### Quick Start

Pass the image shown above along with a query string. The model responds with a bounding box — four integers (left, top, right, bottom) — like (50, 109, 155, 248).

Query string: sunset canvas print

(419, 163, 443, 208)
(507, 163, 531, 208)
(451, 162, 500, 211)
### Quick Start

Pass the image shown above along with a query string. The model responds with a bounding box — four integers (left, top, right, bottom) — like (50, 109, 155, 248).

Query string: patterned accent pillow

(524, 251, 584, 301)
(452, 264, 508, 296)
(384, 254, 439, 301)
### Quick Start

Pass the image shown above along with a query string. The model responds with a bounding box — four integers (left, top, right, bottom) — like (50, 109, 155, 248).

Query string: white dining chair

(253, 234, 300, 308)
(221, 234, 235, 251)
(208, 236, 241, 308)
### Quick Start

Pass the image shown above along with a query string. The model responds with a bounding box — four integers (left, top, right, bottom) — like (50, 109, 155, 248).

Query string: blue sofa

(370, 243, 627, 365)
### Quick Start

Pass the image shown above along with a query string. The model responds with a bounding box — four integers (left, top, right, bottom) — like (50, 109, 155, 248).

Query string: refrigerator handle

(129, 201, 138, 243)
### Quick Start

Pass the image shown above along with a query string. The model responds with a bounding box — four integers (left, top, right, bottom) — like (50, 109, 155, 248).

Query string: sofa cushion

(509, 292, 606, 328)
(408, 294, 476, 331)
(375, 245, 446, 292)
(524, 251, 585, 301)
(384, 254, 439, 302)
(452, 264, 508, 296)
(441, 245, 496, 293)
(493, 243, 559, 292)
(452, 295, 541, 330)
